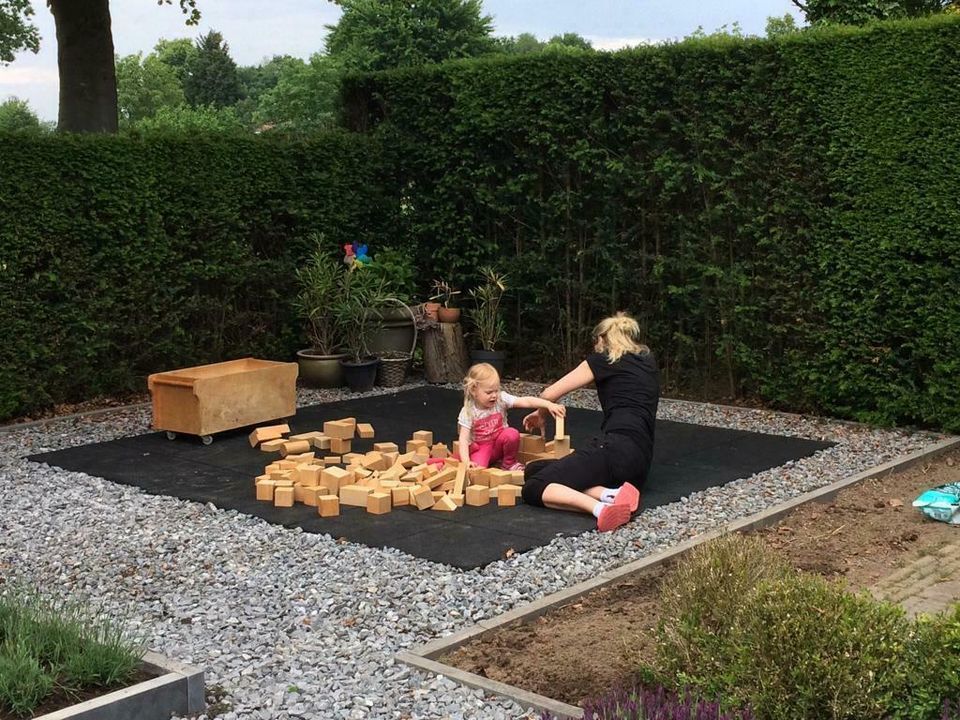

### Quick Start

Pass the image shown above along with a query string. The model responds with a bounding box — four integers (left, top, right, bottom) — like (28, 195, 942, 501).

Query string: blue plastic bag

(913, 483, 960, 524)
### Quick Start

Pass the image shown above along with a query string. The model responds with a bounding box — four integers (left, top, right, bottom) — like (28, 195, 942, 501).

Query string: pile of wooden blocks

(250, 417, 576, 518)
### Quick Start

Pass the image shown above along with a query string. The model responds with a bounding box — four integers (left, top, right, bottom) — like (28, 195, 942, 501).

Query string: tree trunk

(423, 322, 469, 384)
(50, 0, 118, 133)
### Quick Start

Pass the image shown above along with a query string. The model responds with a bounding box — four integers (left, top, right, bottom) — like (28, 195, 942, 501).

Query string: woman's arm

(512, 396, 566, 418)
(522, 360, 595, 432)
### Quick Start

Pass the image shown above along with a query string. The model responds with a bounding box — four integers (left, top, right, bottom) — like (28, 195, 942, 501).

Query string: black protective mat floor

(29, 386, 832, 569)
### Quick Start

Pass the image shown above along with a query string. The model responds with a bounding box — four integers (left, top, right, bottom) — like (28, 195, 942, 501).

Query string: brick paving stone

(872, 542, 960, 616)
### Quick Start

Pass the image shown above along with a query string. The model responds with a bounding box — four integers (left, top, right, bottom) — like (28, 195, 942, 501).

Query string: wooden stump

(423, 322, 469, 383)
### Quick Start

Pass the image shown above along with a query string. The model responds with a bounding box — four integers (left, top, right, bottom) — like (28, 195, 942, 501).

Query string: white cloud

(0, 66, 58, 87)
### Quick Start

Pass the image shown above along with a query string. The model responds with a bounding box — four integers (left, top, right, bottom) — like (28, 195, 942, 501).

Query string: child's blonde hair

(462, 362, 500, 408)
(593, 312, 649, 362)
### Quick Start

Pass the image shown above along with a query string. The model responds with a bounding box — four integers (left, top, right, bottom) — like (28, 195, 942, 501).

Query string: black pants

(521, 432, 652, 507)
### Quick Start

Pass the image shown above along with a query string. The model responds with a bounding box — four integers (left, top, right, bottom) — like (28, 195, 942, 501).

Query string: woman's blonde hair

(462, 362, 499, 408)
(593, 312, 648, 362)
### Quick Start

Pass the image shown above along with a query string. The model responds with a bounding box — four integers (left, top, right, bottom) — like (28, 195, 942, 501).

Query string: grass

(0, 585, 144, 717)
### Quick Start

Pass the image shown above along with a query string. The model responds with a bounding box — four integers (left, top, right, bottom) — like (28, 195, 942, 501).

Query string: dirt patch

(442, 450, 960, 707)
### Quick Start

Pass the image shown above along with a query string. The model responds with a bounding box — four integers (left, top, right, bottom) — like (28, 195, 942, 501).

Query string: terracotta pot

(423, 302, 441, 321)
(437, 306, 461, 323)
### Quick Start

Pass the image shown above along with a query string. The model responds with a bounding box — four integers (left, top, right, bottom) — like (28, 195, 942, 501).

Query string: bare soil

(443, 449, 960, 707)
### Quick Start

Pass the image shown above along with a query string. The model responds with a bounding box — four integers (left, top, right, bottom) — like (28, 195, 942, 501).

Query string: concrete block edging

(36, 650, 204, 720)
(399, 436, 960, 720)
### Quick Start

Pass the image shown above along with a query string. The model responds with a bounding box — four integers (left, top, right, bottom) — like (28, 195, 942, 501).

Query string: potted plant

(294, 241, 349, 388)
(333, 264, 390, 392)
(466, 267, 508, 375)
(429, 279, 462, 323)
(364, 246, 419, 356)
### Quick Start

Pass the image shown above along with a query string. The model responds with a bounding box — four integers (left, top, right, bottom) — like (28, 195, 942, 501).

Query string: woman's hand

(546, 402, 566, 419)
(523, 408, 548, 434)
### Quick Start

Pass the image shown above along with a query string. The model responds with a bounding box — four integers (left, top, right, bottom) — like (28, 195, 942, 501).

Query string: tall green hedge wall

(0, 132, 392, 419)
(2, 17, 958, 431)
(342, 16, 960, 431)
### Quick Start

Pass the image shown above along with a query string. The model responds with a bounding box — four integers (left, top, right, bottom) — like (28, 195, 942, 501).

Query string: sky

(0, 0, 803, 122)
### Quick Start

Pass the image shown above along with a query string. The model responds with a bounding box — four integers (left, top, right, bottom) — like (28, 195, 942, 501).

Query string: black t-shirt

(586, 350, 659, 450)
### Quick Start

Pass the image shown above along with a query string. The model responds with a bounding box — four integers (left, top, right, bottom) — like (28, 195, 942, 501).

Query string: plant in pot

(466, 267, 508, 375)
(332, 264, 390, 393)
(364, 246, 419, 357)
(294, 243, 348, 388)
(429, 279, 462, 323)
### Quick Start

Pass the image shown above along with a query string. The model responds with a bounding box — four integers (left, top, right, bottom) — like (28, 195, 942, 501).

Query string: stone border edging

(36, 650, 205, 720)
(398, 435, 960, 720)
(0, 403, 153, 432)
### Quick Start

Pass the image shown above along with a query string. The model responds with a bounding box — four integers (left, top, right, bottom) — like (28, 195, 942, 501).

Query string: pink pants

(467, 426, 520, 469)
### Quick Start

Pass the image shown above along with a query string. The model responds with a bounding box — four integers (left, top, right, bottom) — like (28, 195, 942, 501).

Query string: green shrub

(0, 643, 55, 718)
(731, 576, 909, 720)
(890, 605, 960, 720)
(0, 586, 144, 716)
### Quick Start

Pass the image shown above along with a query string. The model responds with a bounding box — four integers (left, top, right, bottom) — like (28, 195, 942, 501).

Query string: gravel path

(0, 380, 946, 719)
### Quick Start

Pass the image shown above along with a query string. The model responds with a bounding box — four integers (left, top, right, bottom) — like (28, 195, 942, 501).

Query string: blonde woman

(522, 312, 659, 532)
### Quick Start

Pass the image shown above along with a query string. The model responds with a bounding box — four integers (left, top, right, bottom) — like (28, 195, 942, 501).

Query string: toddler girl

(458, 363, 565, 471)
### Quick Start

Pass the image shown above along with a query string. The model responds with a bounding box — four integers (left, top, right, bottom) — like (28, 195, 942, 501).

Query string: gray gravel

(0, 379, 947, 719)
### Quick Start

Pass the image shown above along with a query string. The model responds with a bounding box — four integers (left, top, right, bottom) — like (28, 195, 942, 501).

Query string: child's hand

(546, 402, 565, 419)
(523, 409, 546, 434)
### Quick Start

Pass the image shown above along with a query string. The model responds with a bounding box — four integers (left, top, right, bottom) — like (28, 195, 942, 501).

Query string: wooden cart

(148, 358, 298, 444)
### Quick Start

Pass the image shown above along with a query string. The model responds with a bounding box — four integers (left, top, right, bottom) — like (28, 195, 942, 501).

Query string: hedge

(0, 132, 393, 419)
(341, 15, 960, 431)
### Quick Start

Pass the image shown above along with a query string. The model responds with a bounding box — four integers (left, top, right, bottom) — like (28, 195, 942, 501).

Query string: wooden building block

(323, 418, 356, 439)
(322, 466, 354, 493)
(301, 486, 321, 507)
(450, 494, 465, 507)
(366, 492, 392, 515)
(373, 442, 399, 454)
(383, 451, 399, 466)
(330, 437, 352, 454)
(452, 440, 461, 457)
(454, 461, 469, 495)
(340, 484, 374, 507)
(440, 481, 455, 493)
(432, 495, 458, 512)
(554, 435, 571, 458)
(379, 479, 400, 489)
(248, 423, 290, 448)
(342, 452, 363, 464)
(555, 415, 565, 439)
(411, 485, 435, 510)
(311, 435, 332, 450)
(465, 485, 489, 506)
(280, 440, 311, 457)
(269, 469, 292, 482)
(319, 495, 340, 517)
(323, 456, 342, 466)
(401, 471, 423, 483)
(362, 452, 390, 471)
(255, 479, 276, 501)
(430, 443, 449, 459)
(289, 431, 322, 442)
(510, 470, 525, 486)
(431, 490, 445, 502)
(521, 434, 546, 454)
(277, 460, 298, 470)
(487, 468, 511, 488)
(356, 423, 375, 439)
(391, 486, 410, 506)
(467, 467, 488, 487)
(261, 438, 287, 453)
(298, 464, 322, 486)
(412, 430, 434, 445)
(426, 467, 456, 490)
(497, 484, 522, 507)
(285, 452, 315, 462)
(293, 484, 307, 504)
(274, 486, 294, 507)
(406, 439, 428, 453)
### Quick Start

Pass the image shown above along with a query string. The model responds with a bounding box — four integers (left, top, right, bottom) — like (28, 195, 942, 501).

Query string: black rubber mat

(28, 386, 832, 569)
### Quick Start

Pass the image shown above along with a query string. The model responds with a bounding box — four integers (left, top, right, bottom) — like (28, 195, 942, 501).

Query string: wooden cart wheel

(165, 431, 177, 441)
(201, 435, 214, 446)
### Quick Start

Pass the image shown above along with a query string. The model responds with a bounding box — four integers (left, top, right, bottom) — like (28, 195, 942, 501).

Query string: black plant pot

(470, 349, 506, 376)
(339, 357, 381, 393)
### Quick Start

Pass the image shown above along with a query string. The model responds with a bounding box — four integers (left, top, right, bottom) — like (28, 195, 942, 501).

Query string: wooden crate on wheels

(148, 358, 298, 445)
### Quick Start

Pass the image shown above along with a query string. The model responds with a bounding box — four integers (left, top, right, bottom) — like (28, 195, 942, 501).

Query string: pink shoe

(615, 483, 641, 513)
(503, 462, 525, 472)
(597, 503, 631, 533)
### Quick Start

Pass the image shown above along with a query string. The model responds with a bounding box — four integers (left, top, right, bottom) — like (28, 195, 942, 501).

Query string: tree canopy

(324, 0, 495, 73)
(791, 0, 955, 24)
(0, 0, 38, 63)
